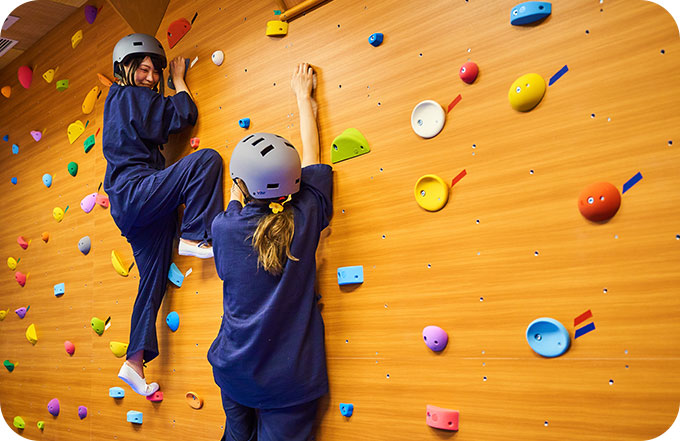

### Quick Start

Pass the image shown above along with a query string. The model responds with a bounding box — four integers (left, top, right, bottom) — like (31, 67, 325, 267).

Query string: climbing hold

(97, 73, 113, 87)
(127, 410, 143, 424)
(510, 1, 552, 26)
(15, 236, 28, 249)
(4, 360, 15, 372)
(368, 32, 384, 47)
(460, 61, 479, 84)
(78, 405, 87, 419)
(578, 182, 621, 222)
(266, 20, 288, 36)
(67, 120, 85, 143)
(11, 177, 17, 185)
(12, 143, 19, 154)
(168, 263, 185, 287)
(211, 50, 224, 66)
(146, 391, 164, 402)
(78, 236, 91, 255)
(111, 250, 133, 276)
(508, 73, 546, 111)
(84, 134, 95, 153)
(330, 128, 371, 163)
(26, 323, 38, 344)
(18, 65, 32, 89)
(15, 306, 29, 319)
(42, 68, 56, 83)
(426, 405, 459, 431)
(64, 341, 75, 355)
(41, 231, 49, 242)
(337, 265, 364, 285)
(96, 193, 109, 208)
(91, 316, 110, 336)
(422, 325, 449, 352)
(1, 86, 11, 98)
(13, 416, 25, 429)
(238, 118, 250, 129)
(411, 100, 445, 138)
(53, 206, 65, 222)
(15, 271, 27, 287)
(43, 174, 52, 188)
(68, 161, 79, 176)
(190, 137, 200, 149)
(109, 387, 125, 398)
(167, 58, 190, 90)
(339, 403, 354, 417)
(185, 391, 204, 409)
(414, 174, 449, 212)
(167, 18, 191, 48)
(7, 257, 18, 270)
(47, 398, 60, 416)
(30, 130, 42, 142)
(56, 79, 69, 91)
(526, 317, 570, 357)
(166, 311, 180, 332)
(84, 4, 98, 23)
(0, 309, 8, 320)
(37, 421, 45, 430)
(71, 30, 83, 49)
(54, 282, 65, 297)
(81, 193, 97, 213)
(110, 341, 128, 358)
(2, 134, 8, 141)
(82, 86, 99, 114)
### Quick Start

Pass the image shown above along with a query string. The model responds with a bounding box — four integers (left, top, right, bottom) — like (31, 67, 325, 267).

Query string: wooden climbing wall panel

(0, 0, 679, 440)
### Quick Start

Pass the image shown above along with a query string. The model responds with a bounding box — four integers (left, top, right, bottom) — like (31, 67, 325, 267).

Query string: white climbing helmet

(112, 33, 167, 80)
(230, 133, 301, 200)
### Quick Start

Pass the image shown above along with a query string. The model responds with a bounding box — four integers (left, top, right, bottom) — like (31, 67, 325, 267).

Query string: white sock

(118, 362, 159, 396)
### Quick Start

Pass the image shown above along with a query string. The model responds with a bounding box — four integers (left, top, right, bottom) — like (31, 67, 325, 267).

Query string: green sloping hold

(13, 416, 25, 429)
(331, 128, 370, 164)
(84, 134, 95, 153)
(3, 360, 14, 372)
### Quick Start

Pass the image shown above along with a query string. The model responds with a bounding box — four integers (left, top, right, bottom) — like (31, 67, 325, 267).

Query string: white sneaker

(118, 362, 159, 396)
(178, 239, 214, 259)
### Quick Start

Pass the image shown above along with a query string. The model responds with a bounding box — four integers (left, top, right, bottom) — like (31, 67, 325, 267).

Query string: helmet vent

(243, 134, 255, 143)
(284, 142, 294, 149)
(267, 183, 279, 189)
(260, 145, 275, 156)
(133, 42, 143, 46)
(252, 137, 265, 146)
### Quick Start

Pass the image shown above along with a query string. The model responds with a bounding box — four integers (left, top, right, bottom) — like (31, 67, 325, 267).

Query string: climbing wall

(1, 0, 679, 440)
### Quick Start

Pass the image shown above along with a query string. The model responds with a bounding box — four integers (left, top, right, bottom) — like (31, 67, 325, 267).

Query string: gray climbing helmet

(230, 133, 301, 200)
(112, 33, 167, 80)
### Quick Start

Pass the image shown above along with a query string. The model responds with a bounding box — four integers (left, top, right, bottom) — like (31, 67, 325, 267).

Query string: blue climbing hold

(337, 266, 364, 285)
(109, 387, 125, 398)
(339, 403, 354, 417)
(2, 134, 8, 142)
(42, 174, 52, 188)
(11, 177, 17, 185)
(510, 2, 552, 26)
(526, 317, 570, 358)
(11, 144, 18, 154)
(368, 33, 383, 47)
(166, 311, 180, 332)
(54, 283, 65, 297)
(126, 410, 143, 424)
(238, 118, 250, 129)
(168, 262, 184, 287)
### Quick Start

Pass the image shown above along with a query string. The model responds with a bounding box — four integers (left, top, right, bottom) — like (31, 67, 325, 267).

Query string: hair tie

(269, 195, 291, 214)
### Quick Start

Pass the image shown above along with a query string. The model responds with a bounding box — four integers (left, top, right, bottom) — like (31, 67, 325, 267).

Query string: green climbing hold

(37, 421, 45, 430)
(330, 128, 370, 164)
(56, 79, 69, 91)
(84, 134, 95, 153)
(3, 360, 14, 372)
(68, 161, 78, 177)
(13, 416, 25, 429)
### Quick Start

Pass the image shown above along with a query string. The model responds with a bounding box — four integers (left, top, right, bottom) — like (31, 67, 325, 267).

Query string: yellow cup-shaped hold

(53, 207, 64, 222)
(26, 324, 38, 344)
(82, 86, 99, 114)
(508, 73, 546, 112)
(414, 174, 449, 212)
(109, 341, 128, 358)
(71, 30, 83, 49)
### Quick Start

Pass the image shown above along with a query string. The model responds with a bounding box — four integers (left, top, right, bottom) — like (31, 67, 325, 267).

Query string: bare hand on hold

(291, 62, 314, 100)
(170, 56, 186, 82)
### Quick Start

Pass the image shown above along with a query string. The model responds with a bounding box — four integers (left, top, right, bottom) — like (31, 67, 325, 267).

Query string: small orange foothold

(41, 232, 49, 242)
(190, 138, 200, 149)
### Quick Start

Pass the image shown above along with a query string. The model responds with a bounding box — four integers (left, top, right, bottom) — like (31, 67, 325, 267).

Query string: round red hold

(459, 62, 479, 84)
(578, 182, 621, 222)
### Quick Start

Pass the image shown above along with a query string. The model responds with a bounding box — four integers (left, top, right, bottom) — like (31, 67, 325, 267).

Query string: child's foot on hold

(178, 238, 213, 259)
(118, 361, 159, 396)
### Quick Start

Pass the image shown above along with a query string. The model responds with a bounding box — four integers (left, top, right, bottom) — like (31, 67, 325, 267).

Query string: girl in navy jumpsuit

(208, 63, 331, 440)
(103, 34, 224, 396)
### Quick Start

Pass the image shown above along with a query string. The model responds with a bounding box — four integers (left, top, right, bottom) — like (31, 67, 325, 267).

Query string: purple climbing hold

(15, 306, 29, 319)
(47, 398, 60, 416)
(422, 325, 449, 352)
(84, 5, 98, 24)
(78, 405, 87, 419)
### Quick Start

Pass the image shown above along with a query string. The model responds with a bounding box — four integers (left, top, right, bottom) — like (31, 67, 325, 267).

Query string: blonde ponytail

(252, 208, 298, 275)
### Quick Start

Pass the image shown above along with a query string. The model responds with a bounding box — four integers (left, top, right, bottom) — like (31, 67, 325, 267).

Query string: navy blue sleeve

(226, 200, 243, 216)
(297, 164, 333, 231)
(126, 88, 198, 145)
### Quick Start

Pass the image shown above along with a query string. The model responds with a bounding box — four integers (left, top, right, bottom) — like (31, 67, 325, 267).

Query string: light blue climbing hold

(11, 144, 18, 154)
(54, 282, 65, 297)
(166, 311, 179, 332)
(339, 403, 354, 417)
(109, 387, 125, 398)
(238, 118, 250, 129)
(42, 174, 52, 188)
(526, 317, 570, 358)
(168, 262, 184, 287)
(11, 177, 17, 185)
(337, 266, 364, 285)
(126, 410, 143, 424)
(510, 1, 552, 26)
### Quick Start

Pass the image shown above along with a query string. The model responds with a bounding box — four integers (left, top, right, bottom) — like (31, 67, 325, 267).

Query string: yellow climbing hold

(110, 341, 128, 358)
(67, 120, 85, 144)
(26, 324, 38, 344)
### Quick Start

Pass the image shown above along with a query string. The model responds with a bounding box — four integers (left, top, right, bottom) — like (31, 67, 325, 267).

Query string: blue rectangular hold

(54, 282, 65, 297)
(575, 322, 596, 338)
(622, 172, 643, 194)
(337, 266, 364, 285)
(127, 410, 143, 424)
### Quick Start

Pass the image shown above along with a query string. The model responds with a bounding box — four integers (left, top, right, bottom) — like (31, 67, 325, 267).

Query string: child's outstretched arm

(291, 63, 319, 167)
(169, 56, 193, 100)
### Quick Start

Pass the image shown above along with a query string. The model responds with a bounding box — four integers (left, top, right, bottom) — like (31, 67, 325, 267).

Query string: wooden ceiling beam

(105, 0, 170, 35)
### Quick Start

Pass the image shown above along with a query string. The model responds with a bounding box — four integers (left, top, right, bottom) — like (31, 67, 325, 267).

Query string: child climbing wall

(0, 0, 679, 440)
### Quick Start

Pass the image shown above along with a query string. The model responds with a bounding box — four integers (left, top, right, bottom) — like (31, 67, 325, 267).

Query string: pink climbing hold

(426, 405, 459, 431)
(30, 130, 42, 142)
(95, 194, 109, 208)
(17, 236, 29, 250)
(80, 193, 97, 213)
(64, 341, 75, 355)
(18, 66, 32, 89)
(15, 271, 27, 287)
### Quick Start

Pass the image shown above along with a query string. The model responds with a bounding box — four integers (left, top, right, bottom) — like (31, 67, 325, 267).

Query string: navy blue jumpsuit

(208, 164, 332, 441)
(103, 83, 224, 364)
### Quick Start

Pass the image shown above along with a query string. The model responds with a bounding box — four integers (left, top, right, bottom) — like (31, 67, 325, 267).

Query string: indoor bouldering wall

(1, 0, 679, 440)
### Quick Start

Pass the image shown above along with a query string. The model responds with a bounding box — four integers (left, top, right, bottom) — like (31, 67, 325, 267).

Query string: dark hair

(119, 54, 164, 95)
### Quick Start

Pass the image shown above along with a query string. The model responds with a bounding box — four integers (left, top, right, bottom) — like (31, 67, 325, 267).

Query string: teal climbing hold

(84, 134, 95, 153)
(68, 162, 78, 177)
